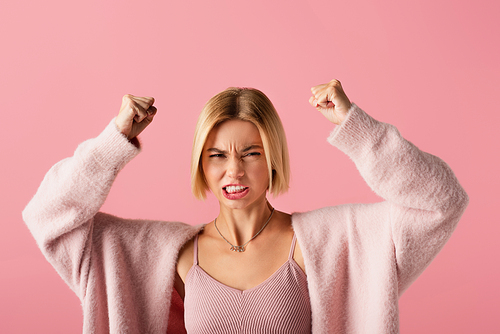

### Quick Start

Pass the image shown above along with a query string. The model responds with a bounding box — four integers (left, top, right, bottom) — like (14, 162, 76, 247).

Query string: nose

(227, 157, 244, 179)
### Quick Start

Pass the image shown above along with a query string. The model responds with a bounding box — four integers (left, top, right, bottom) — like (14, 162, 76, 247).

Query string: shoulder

(291, 202, 391, 243)
(93, 212, 203, 247)
(291, 202, 390, 223)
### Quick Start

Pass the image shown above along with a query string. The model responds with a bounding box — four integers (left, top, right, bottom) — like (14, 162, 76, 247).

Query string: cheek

(251, 163, 270, 187)
(202, 163, 221, 188)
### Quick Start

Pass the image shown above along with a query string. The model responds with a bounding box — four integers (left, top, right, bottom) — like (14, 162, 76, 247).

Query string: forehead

(205, 119, 263, 148)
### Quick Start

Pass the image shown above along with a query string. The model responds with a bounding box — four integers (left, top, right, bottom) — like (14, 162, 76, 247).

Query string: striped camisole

(184, 233, 311, 333)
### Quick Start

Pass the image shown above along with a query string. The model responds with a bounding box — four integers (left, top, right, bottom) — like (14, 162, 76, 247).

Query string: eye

(209, 154, 225, 158)
(244, 152, 261, 157)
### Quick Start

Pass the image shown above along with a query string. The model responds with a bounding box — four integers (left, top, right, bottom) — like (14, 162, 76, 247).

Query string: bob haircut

(191, 87, 290, 200)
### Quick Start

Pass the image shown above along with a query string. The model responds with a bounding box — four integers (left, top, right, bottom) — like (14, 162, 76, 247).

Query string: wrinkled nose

(227, 158, 244, 179)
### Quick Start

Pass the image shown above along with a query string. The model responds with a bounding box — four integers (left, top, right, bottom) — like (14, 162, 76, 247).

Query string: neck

(216, 198, 273, 246)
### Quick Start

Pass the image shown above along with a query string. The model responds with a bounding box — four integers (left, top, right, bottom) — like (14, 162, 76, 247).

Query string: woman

(23, 80, 468, 333)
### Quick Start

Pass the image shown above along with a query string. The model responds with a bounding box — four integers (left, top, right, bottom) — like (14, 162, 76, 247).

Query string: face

(202, 119, 269, 210)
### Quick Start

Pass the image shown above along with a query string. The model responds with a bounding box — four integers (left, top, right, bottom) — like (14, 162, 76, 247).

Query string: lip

(222, 184, 249, 200)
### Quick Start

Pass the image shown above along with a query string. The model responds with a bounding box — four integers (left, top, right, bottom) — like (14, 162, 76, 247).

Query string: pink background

(1, 0, 498, 332)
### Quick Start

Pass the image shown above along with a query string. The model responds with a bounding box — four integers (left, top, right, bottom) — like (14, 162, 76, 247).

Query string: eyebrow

(206, 145, 263, 154)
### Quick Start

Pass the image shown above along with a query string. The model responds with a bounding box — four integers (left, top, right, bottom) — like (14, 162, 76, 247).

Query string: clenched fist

(115, 95, 157, 140)
(309, 79, 351, 125)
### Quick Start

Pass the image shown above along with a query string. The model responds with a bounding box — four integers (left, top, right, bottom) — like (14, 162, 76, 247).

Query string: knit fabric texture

(22, 104, 469, 333)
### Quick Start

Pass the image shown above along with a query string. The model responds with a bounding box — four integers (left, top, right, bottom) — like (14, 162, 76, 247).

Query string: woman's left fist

(309, 79, 351, 125)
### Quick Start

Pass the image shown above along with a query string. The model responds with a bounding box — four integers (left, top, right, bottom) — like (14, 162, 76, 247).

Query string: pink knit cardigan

(23, 104, 468, 333)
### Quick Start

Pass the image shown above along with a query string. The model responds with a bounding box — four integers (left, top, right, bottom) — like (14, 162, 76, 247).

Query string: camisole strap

(289, 233, 297, 260)
(193, 234, 199, 265)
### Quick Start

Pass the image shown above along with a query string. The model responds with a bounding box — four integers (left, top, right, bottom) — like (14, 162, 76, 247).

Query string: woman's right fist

(115, 94, 157, 140)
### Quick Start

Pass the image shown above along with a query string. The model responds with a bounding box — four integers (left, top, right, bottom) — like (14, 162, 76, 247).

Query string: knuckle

(330, 79, 341, 87)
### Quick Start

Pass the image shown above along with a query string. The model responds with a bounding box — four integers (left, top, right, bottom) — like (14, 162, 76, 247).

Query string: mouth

(223, 185, 249, 194)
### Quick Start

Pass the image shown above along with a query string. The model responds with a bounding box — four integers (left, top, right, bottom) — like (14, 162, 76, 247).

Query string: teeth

(225, 186, 246, 193)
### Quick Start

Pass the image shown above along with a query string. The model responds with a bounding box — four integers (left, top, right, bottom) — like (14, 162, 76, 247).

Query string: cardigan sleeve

(327, 103, 469, 293)
(22, 119, 140, 297)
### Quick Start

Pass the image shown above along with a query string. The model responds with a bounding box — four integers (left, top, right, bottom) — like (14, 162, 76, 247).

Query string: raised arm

(22, 95, 157, 295)
(308, 80, 469, 292)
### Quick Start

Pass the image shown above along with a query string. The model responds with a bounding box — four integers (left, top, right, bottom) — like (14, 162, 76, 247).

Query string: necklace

(214, 208, 275, 252)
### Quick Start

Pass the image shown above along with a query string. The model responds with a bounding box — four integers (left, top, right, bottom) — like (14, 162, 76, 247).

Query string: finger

(318, 96, 337, 112)
(310, 86, 320, 96)
(315, 91, 330, 107)
(146, 105, 157, 116)
(132, 115, 154, 138)
(132, 100, 155, 113)
(121, 94, 140, 112)
(310, 86, 321, 97)
(329, 79, 341, 87)
(132, 104, 149, 123)
(132, 96, 155, 105)
(311, 83, 327, 97)
(122, 96, 154, 116)
(132, 96, 155, 108)
(122, 94, 135, 102)
(123, 94, 154, 104)
(311, 98, 323, 109)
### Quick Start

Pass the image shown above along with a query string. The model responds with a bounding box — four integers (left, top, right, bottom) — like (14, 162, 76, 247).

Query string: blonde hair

(191, 87, 290, 200)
